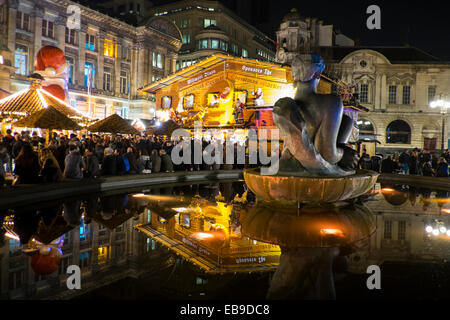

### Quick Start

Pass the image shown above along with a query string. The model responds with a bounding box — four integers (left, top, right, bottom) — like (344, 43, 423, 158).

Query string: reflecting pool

(1, 180, 450, 299)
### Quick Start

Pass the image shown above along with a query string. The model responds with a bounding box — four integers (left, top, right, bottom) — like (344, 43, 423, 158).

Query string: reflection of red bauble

(35, 46, 66, 71)
(42, 85, 65, 100)
(31, 249, 61, 275)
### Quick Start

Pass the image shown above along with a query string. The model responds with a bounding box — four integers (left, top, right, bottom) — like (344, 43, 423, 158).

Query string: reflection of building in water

(0, 203, 163, 299)
(135, 198, 280, 274)
(348, 187, 450, 273)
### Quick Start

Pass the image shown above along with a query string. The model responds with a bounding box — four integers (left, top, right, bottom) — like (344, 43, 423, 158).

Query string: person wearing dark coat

(124, 147, 139, 174)
(436, 158, 449, 177)
(14, 144, 40, 184)
(160, 149, 174, 172)
(101, 147, 117, 176)
(84, 149, 100, 178)
(380, 156, 397, 174)
(409, 152, 419, 175)
(422, 161, 434, 177)
(63, 145, 85, 179)
(150, 149, 161, 173)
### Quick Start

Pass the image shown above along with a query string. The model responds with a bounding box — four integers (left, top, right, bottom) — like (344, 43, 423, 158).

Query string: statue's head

(291, 54, 325, 82)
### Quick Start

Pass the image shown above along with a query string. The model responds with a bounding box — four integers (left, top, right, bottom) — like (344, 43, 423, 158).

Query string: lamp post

(429, 94, 450, 151)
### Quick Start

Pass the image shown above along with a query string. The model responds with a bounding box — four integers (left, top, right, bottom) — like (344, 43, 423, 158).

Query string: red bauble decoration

(35, 46, 66, 71)
(30, 248, 61, 275)
(42, 85, 65, 100)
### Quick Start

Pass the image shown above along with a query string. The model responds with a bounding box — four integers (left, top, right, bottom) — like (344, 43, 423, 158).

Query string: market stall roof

(150, 119, 180, 137)
(87, 113, 140, 135)
(139, 53, 290, 94)
(13, 105, 81, 130)
(0, 84, 85, 118)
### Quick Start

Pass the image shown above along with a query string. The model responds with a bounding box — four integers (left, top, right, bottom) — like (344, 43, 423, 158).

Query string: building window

(211, 39, 219, 49)
(65, 27, 76, 45)
(153, 52, 163, 69)
(121, 106, 129, 119)
(84, 62, 95, 88)
(398, 221, 406, 240)
(384, 220, 392, 239)
(242, 48, 248, 58)
(42, 19, 54, 38)
(180, 19, 190, 28)
(232, 44, 238, 55)
(136, 3, 141, 14)
(359, 84, 369, 103)
(182, 33, 191, 44)
(402, 85, 411, 105)
(386, 120, 411, 144)
(120, 71, 128, 94)
(66, 56, 74, 84)
(200, 39, 208, 49)
(104, 39, 115, 57)
(14, 44, 28, 75)
(103, 68, 112, 91)
(86, 34, 96, 51)
(221, 41, 228, 51)
(428, 86, 436, 105)
(121, 44, 129, 60)
(388, 85, 397, 104)
(203, 18, 216, 28)
(16, 11, 30, 31)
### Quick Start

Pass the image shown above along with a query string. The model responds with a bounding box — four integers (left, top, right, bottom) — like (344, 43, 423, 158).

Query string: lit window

(221, 41, 227, 51)
(428, 86, 436, 105)
(204, 18, 216, 28)
(122, 44, 129, 60)
(84, 62, 95, 88)
(14, 44, 28, 75)
(66, 56, 74, 84)
(153, 52, 163, 68)
(211, 39, 219, 49)
(242, 48, 248, 58)
(104, 39, 115, 57)
(85, 34, 96, 51)
(200, 39, 208, 49)
(232, 44, 238, 55)
(402, 85, 410, 105)
(182, 33, 191, 44)
(384, 220, 392, 239)
(42, 20, 54, 38)
(180, 19, 190, 28)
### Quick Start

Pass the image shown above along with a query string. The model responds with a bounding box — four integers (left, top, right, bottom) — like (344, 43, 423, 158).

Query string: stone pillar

(96, 30, 105, 90)
(380, 73, 387, 109)
(55, 17, 66, 51)
(7, 8, 17, 55)
(374, 74, 381, 110)
(78, 25, 87, 86)
(33, 8, 44, 71)
(114, 40, 122, 96)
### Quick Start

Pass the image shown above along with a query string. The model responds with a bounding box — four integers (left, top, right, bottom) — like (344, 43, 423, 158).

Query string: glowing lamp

(191, 232, 214, 240)
(381, 188, 395, 192)
(432, 229, 439, 236)
(320, 228, 344, 237)
(440, 226, 447, 234)
(425, 226, 433, 233)
(441, 209, 450, 214)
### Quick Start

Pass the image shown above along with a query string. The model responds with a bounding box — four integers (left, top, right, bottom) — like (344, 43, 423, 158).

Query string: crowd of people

(0, 129, 247, 186)
(359, 148, 450, 177)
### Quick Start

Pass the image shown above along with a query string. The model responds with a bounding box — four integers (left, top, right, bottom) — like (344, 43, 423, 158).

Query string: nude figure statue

(273, 54, 357, 176)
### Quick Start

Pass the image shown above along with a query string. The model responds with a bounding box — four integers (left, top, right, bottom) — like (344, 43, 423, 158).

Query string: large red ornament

(30, 247, 62, 275)
(35, 46, 66, 71)
(42, 84, 66, 100)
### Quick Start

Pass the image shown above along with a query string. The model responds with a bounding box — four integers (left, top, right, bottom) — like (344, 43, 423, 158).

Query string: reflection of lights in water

(133, 193, 145, 197)
(173, 207, 190, 213)
(447, 230, 450, 237)
(440, 226, 447, 234)
(442, 209, 450, 214)
(432, 229, 440, 236)
(381, 188, 395, 193)
(426, 226, 433, 233)
(320, 228, 344, 237)
(191, 232, 214, 240)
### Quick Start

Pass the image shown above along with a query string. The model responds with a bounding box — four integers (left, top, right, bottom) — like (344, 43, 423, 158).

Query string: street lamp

(429, 94, 450, 151)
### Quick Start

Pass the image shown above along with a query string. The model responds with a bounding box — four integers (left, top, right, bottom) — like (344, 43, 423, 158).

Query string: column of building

(6, 5, 17, 57)
(96, 30, 105, 92)
(33, 7, 44, 71)
(55, 16, 66, 51)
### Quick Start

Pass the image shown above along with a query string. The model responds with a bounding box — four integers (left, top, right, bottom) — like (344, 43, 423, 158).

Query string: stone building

(279, 9, 450, 154)
(145, 0, 276, 70)
(0, 0, 182, 121)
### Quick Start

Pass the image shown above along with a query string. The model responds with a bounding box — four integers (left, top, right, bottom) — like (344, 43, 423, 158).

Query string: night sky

(151, 0, 450, 61)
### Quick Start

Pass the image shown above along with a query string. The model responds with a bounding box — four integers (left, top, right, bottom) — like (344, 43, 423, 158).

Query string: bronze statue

(273, 54, 357, 176)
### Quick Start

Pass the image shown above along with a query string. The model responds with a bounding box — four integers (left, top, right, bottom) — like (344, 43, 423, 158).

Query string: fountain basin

(243, 168, 379, 204)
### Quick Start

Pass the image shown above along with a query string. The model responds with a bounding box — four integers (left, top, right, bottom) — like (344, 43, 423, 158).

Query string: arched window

(386, 120, 411, 144)
(357, 119, 374, 134)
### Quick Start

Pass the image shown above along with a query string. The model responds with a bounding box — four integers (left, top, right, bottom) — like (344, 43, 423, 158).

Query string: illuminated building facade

(0, 0, 181, 122)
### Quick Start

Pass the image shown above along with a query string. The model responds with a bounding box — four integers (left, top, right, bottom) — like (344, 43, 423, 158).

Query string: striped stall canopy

(0, 85, 84, 119)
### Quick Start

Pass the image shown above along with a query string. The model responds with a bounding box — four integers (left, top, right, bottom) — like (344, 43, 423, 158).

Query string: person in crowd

(409, 151, 419, 175)
(160, 149, 174, 173)
(84, 148, 100, 178)
(101, 147, 117, 176)
(422, 160, 434, 177)
(39, 148, 63, 183)
(0, 142, 8, 184)
(436, 157, 449, 178)
(124, 147, 139, 174)
(63, 144, 85, 179)
(398, 150, 410, 174)
(150, 149, 161, 173)
(14, 144, 40, 184)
